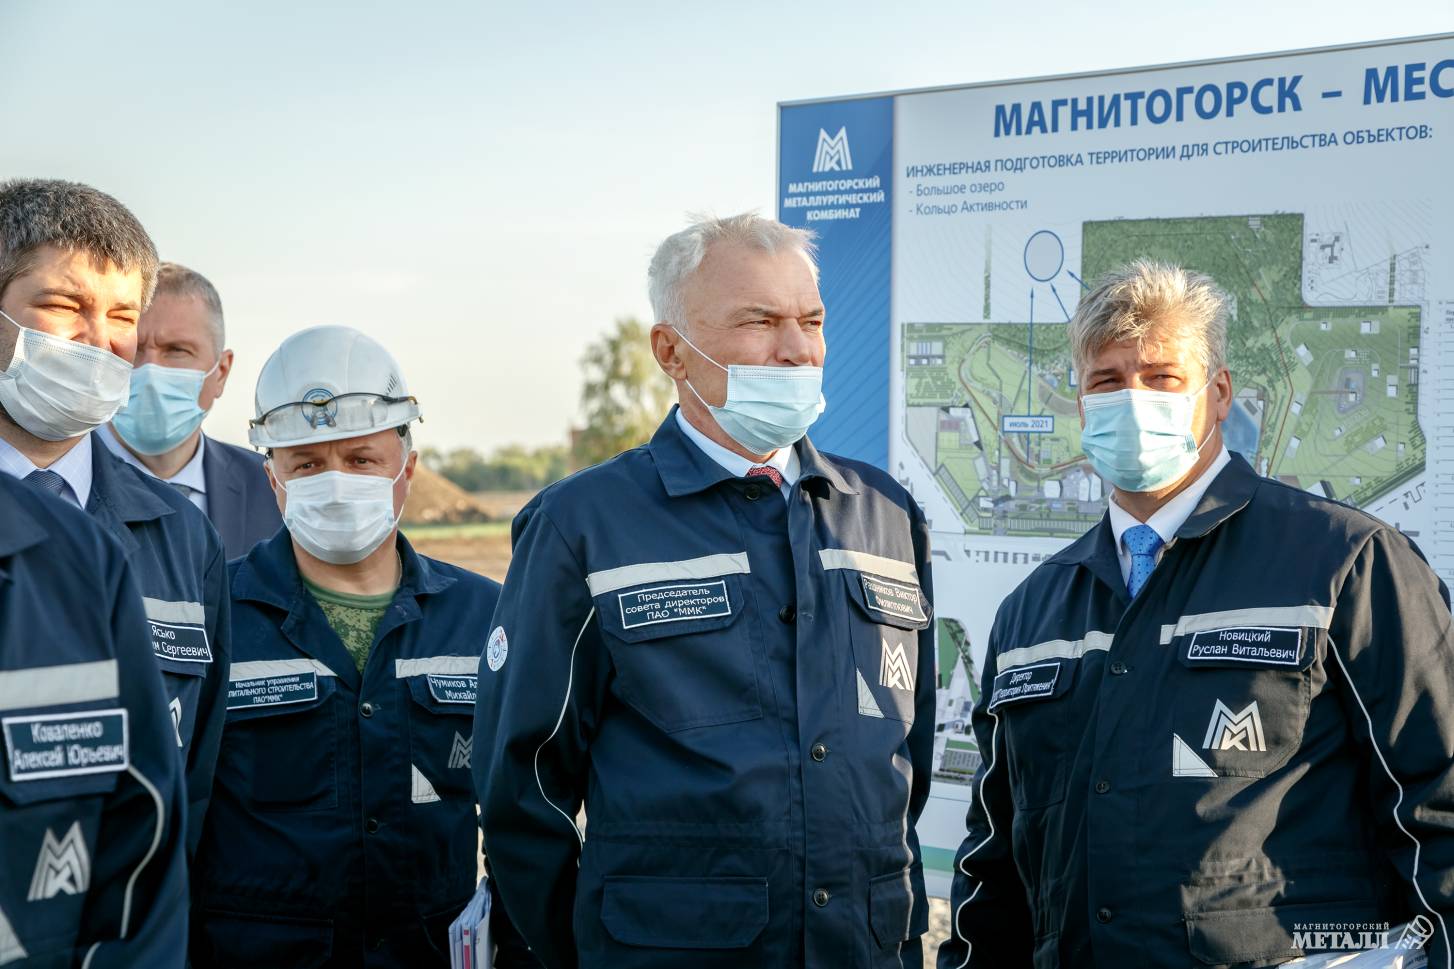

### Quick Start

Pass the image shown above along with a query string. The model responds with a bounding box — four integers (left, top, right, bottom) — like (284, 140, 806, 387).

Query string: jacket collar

(0, 481, 50, 580)
(648, 406, 859, 498)
(201, 434, 244, 506)
(232, 528, 454, 613)
(1054, 452, 1261, 578)
(1175, 451, 1260, 539)
(84, 442, 176, 555)
(87, 440, 176, 525)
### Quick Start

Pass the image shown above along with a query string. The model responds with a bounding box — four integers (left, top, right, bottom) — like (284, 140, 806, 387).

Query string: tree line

(422, 317, 673, 493)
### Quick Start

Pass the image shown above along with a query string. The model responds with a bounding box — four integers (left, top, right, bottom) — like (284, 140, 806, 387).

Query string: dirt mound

(403, 466, 492, 525)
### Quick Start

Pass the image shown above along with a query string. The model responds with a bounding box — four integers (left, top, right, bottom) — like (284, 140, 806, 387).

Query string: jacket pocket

(594, 573, 762, 732)
(1170, 617, 1318, 778)
(843, 569, 931, 724)
(868, 865, 929, 949)
(990, 653, 1083, 810)
(226, 672, 338, 809)
(197, 909, 333, 968)
(404, 666, 478, 798)
(0, 704, 126, 806)
(1184, 900, 1384, 966)
(157, 656, 209, 752)
(600, 875, 769, 949)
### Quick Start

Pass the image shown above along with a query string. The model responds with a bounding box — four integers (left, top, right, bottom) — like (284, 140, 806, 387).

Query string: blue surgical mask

(673, 327, 826, 455)
(1080, 383, 1213, 492)
(111, 360, 219, 455)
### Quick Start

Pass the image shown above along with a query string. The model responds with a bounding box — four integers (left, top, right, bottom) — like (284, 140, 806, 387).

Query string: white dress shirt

(1106, 446, 1231, 586)
(100, 425, 209, 514)
(0, 432, 95, 508)
(675, 408, 799, 502)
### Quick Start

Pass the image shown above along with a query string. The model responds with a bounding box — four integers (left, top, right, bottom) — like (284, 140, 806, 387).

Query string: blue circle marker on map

(1023, 230, 1065, 282)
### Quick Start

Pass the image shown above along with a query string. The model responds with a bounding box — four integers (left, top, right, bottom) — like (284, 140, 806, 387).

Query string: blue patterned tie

(1124, 524, 1164, 597)
(23, 469, 70, 501)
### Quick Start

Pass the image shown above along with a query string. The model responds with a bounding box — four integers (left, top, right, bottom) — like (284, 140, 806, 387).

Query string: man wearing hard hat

(189, 326, 505, 967)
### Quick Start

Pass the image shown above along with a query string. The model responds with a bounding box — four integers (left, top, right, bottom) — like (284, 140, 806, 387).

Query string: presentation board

(777, 33, 1454, 896)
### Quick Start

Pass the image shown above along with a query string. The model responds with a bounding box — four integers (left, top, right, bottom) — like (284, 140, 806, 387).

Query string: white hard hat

(249, 325, 422, 448)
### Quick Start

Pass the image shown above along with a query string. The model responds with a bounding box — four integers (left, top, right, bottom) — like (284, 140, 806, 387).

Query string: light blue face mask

(111, 360, 218, 455)
(673, 327, 826, 455)
(1080, 383, 1213, 492)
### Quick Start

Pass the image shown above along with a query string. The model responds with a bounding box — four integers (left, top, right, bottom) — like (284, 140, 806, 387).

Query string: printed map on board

(904, 213, 1426, 539)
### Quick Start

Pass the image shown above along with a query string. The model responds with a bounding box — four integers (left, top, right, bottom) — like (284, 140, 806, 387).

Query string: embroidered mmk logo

(28, 822, 90, 901)
(879, 638, 914, 692)
(448, 732, 472, 770)
(1202, 699, 1266, 752)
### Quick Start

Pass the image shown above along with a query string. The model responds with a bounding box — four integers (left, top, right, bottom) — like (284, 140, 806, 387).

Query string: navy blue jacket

(1, 472, 189, 968)
(474, 410, 937, 969)
(200, 434, 281, 560)
(191, 529, 502, 968)
(86, 439, 231, 859)
(939, 454, 1454, 969)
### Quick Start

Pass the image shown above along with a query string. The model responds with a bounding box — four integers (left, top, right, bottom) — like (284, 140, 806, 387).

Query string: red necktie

(746, 465, 784, 488)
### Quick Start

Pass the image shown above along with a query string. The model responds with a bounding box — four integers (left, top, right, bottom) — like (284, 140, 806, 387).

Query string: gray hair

(0, 179, 159, 305)
(154, 262, 225, 355)
(1069, 259, 1229, 383)
(647, 212, 818, 328)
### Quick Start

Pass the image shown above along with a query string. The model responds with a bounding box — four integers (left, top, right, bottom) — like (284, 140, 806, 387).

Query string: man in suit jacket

(104, 262, 281, 559)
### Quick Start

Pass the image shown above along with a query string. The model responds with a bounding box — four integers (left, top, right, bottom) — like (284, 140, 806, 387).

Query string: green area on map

(904, 213, 1424, 537)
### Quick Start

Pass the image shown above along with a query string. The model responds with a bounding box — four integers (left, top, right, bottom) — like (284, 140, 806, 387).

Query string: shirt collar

(99, 426, 207, 495)
(0, 432, 95, 508)
(673, 408, 799, 486)
(1107, 446, 1231, 552)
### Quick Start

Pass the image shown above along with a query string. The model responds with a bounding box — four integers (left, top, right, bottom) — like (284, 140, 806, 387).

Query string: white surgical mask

(280, 463, 406, 565)
(673, 326, 826, 455)
(0, 309, 134, 441)
(1080, 383, 1214, 492)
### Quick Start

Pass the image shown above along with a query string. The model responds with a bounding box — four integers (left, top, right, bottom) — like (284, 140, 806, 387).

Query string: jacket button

(365, 817, 380, 834)
(812, 888, 830, 907)
(1096, 907, 1113, 924)
(810, 743, 828, 762)
(360, 701, 374, 718)
(1095, 780, 1110, 794)
(1109, 662, 1127, 676)
(779, 604, 796, 624)
(744, 484, 763, 501)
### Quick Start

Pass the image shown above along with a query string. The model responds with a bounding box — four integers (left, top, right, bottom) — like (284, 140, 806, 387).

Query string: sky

(1, 0, 1448, 452)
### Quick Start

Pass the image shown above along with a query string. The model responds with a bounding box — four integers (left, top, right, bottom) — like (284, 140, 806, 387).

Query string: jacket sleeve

(908, 496, 938, 827)
(1327, 526, 1454, 968)
(900, 498, 937, 967)
(80, 549, 190, 968)
(937, 620, 1033, 969)
(473, 505, 610, 969)
(184, 532, 231, 860)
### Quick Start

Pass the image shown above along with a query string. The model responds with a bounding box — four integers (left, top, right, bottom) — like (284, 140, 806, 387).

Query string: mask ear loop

(1187, 379, 1220, 452)
(670, 325, 729, 410)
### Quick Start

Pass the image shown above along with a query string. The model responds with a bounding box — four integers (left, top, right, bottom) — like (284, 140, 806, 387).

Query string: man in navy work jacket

(475, 213, 937, 969)
(103, 261, 281, 559)
(0, 178, 231, 860)
(939, 260, 1454, 969)
(191, 326, 510, 967)
(0, 471, 189, 967)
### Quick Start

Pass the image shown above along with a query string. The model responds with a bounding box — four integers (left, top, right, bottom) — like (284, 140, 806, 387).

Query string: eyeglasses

(250, 392, 419, 441)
